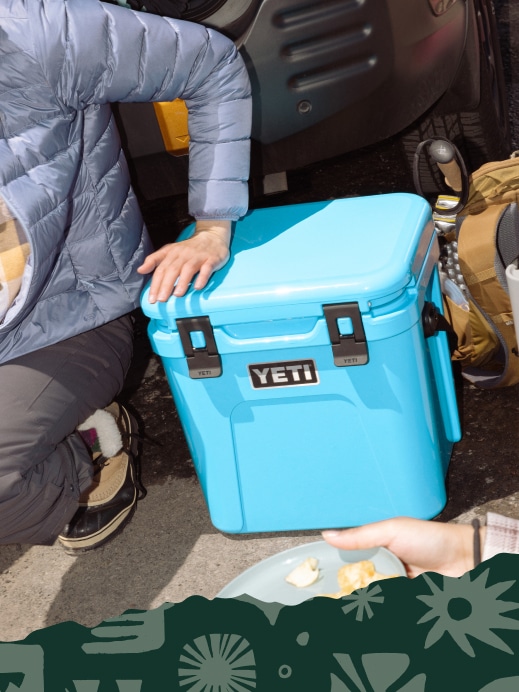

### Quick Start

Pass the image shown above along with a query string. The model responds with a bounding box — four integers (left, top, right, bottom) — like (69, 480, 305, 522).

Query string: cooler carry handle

(421, 293, 462, 445)
(323, 303, 369, 367)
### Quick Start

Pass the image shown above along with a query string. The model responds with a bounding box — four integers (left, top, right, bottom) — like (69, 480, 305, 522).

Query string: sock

(77, 408, 123, 458)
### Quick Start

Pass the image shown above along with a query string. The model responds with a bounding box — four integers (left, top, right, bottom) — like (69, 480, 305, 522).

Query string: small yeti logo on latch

(248, 359, 319, 389)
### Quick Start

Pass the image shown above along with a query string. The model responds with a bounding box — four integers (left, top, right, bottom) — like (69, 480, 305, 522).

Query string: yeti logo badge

(248, 359, 319, 389)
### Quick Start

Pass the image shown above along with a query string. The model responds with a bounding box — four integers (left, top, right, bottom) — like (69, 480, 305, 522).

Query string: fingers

(138, 220, 232, 303)
(172, 258, 204, 298)
(322, 518, 402, 551)
(193, 261, 217, 291)
(322, 519, 423, 578)
(139, 234, 230, 303)
(147, 255, 198, 302)
(323, 518, 476, 578)
(137, 255, 160, 275)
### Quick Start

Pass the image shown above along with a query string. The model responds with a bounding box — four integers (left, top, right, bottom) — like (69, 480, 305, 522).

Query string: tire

(401, 0, 512, 199)
(183, 0, 227, 21)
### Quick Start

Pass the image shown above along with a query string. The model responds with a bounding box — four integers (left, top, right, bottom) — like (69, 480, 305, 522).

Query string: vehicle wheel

(182, 0, 229, 22)
(401, 0, 512, 199)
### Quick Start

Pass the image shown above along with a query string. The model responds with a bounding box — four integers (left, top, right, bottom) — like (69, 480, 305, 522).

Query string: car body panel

(114, 0, 508, 198)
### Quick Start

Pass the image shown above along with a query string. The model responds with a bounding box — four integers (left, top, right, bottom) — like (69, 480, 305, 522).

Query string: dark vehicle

(116, 0, 511, 199)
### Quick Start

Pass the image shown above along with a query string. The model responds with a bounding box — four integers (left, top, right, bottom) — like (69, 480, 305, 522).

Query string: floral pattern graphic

(340, 584, 385, 622)
(416, 569, 519, 656)
(178, 633, 256, 691)
(332, 653, 426, 691)
(3, 555, 519, 691)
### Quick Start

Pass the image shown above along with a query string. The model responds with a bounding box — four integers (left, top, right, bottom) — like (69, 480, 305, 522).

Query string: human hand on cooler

(322, 517, 483, 578)
(138, 219, 232, 302)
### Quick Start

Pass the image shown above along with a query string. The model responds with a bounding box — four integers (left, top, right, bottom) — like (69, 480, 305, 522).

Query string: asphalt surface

(1, 0, 519, 643)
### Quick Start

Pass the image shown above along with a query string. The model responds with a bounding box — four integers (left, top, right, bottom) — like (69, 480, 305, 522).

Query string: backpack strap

(457, 204, 519, 388)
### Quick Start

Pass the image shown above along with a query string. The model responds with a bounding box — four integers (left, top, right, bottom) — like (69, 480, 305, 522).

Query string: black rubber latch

(323, 302, 369, 367)
(176, 316, 222, 379)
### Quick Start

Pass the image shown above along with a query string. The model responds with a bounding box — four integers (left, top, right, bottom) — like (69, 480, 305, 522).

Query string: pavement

(3, 129, 519, 643)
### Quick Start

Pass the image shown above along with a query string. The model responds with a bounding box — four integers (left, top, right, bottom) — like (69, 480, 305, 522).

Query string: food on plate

(322, 559, 400, 598)
(285, 557, 320, 587)
(285, 556, 399, 596)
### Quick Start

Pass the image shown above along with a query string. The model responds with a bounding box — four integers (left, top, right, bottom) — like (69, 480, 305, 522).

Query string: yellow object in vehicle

(153, 99, 189, 157)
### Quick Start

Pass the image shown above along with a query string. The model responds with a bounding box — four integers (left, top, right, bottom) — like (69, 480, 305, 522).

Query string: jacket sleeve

(33, 0, 252, 221)
(482, 512, 519, 561)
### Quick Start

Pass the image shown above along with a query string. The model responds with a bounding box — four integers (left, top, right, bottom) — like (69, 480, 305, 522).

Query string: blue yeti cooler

(141, 194, 461, 533)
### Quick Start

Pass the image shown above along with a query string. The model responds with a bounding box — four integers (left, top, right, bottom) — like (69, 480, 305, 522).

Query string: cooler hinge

(323, 302, 369, 367)
(176, 316, 222, 379)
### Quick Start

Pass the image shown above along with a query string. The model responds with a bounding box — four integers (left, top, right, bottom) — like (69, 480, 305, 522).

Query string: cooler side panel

(158, 357, 246, 532)
(229, 328, 448, 532)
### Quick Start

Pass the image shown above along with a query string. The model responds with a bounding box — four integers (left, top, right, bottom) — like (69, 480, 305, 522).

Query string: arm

(41, 0, 251, 297)
(322, 517, 484, 578)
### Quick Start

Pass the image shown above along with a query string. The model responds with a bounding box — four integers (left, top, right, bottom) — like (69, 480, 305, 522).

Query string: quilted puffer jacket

(0, 0, 251, 364)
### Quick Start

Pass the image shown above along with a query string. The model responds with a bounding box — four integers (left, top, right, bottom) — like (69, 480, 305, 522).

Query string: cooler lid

(141, 193, 434, 325)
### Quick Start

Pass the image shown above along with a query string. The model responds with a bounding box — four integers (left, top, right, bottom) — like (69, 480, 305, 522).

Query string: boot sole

(58, 498, 137, 555)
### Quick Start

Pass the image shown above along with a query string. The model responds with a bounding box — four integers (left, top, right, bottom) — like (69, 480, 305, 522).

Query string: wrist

(480, 526, 487, 553)
(193, 219, 232, 243)
(476, 525, 487, 567)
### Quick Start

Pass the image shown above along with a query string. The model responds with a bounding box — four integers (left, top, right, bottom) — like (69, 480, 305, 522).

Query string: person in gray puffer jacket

(0, 0, 251, 552)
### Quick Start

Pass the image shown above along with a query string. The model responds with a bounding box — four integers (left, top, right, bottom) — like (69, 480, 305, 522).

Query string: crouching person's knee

(0, 436, 89, 545)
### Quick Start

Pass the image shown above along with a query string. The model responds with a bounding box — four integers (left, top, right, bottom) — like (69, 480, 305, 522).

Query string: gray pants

(0, 315, 134, 545)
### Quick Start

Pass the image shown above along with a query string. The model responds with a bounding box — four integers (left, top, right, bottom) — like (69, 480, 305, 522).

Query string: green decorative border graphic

(2, 554, 519, 690)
